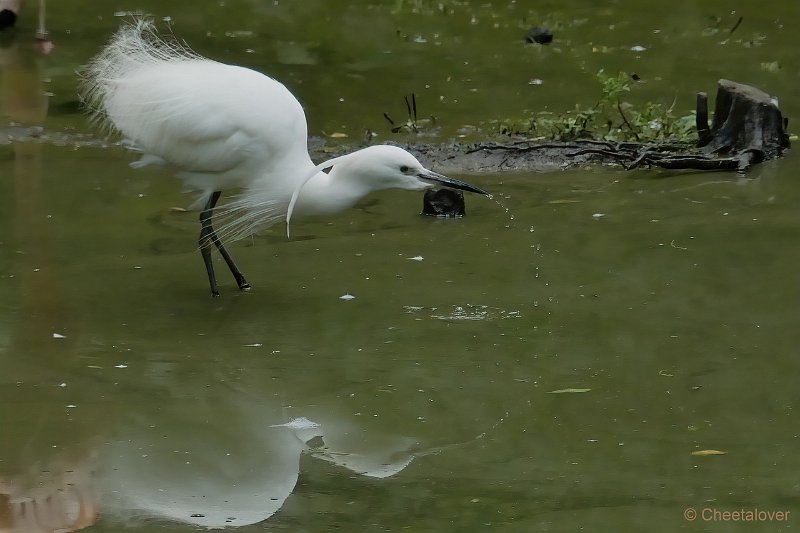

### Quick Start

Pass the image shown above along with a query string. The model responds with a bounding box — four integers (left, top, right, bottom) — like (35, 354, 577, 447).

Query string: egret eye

(400, 165, 410, 173)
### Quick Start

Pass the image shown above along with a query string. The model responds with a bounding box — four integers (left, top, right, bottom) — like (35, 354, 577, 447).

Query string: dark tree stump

(697, 79, 790, 160)
(695, 92, 712, 146)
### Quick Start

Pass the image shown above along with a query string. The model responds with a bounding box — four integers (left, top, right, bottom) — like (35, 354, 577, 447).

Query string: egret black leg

(198, 191, 251, 297)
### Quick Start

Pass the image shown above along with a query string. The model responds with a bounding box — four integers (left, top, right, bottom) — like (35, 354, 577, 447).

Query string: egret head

(286, 145, 488, 237)
(339, 145, 489, 195)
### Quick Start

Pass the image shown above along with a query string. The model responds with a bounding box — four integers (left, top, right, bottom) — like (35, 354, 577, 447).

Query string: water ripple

(404, 304, 521, 321)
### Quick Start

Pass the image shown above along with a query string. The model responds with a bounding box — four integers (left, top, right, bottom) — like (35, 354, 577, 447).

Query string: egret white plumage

(80, 20, 488, 296)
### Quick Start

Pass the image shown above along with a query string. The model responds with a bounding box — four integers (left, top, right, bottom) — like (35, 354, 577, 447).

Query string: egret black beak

(418, 169, 489, 196)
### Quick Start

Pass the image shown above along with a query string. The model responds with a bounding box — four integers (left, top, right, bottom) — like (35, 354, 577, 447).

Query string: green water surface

(1, 1, 798, 531)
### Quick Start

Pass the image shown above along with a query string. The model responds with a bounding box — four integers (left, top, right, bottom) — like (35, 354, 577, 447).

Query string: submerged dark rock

(421, 188, 465, 217)
(0, 9, 18, 30)
(526, 26, 553, 44)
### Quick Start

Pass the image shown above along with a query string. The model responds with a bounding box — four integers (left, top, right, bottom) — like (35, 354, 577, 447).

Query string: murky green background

(1, 1, 798, 531)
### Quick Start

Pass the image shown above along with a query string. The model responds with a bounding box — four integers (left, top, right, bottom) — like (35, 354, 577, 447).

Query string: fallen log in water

(412, 79, 791, 214)
(409, 79, 790, 177)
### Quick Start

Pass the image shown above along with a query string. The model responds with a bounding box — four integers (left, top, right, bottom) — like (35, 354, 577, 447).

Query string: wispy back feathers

(79, 19, 204, 134)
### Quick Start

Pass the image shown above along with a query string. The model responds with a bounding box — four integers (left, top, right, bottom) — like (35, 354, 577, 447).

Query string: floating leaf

(691, 449, 727, 456)
(270, 417, 320, 430)
(760, 61, 780, 73)
(547, 199, 581, 204)
(547, 388, 591, 394)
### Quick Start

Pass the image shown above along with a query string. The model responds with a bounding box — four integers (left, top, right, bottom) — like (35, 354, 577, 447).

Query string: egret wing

(104, 60, 307, 178)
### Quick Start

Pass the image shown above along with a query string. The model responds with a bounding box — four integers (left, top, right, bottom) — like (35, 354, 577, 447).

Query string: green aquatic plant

(498, 70, 697, 144)
(384, 93, 438, 134)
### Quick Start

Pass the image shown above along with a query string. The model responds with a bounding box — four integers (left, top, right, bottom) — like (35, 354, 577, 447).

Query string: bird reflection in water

(1, 12, 93, 532)
(97, 391, 448, 529)
(0, 405, 432, 530)
(0, 464, 98, 533)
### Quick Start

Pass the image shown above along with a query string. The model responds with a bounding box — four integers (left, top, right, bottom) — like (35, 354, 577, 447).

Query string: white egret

(80, 20, 488, 296)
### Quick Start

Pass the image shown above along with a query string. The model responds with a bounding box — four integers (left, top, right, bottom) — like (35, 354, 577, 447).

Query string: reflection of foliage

(498, 71, 697, 143)
(392, 0, 458, 14)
